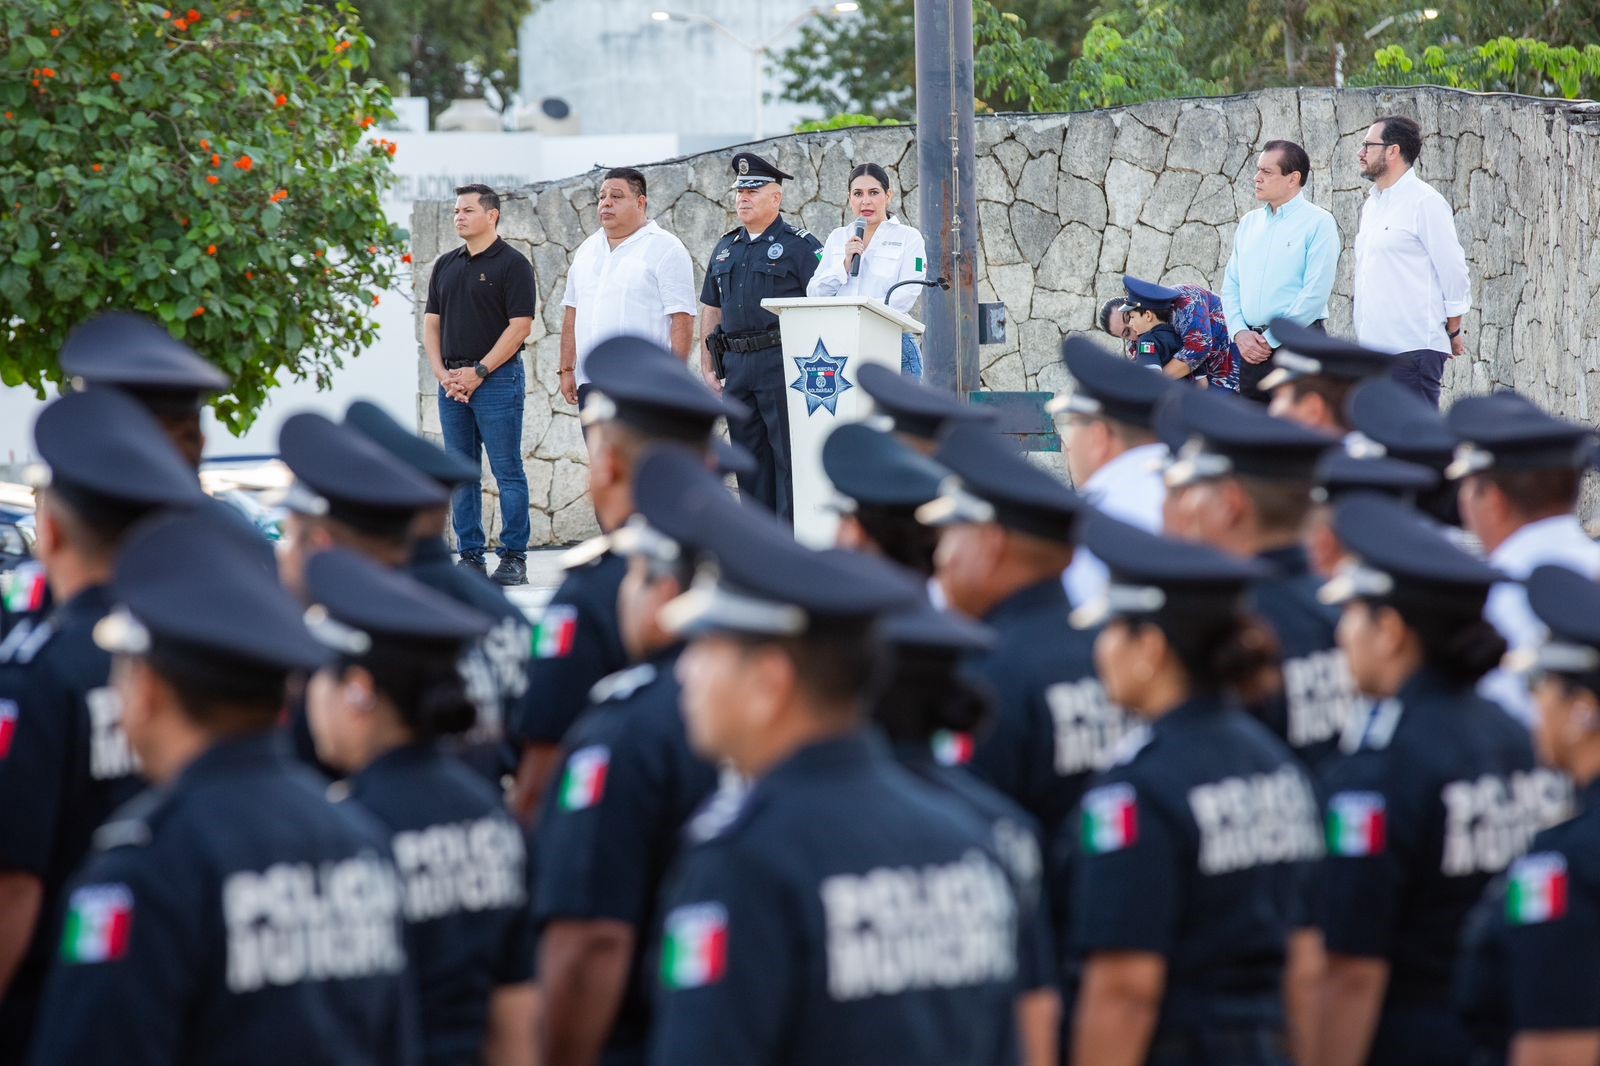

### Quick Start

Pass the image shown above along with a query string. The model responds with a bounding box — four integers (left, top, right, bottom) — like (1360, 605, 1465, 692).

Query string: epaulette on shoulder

(558, 534, 611, 571)
(1107, 724, 1153, 767)
(0, 619, 56, 666)
(589, 663, 657, 706)
(92, 789, 170, 852)
(1340, 697, 1401, 755)
(684, 771, 751, 845)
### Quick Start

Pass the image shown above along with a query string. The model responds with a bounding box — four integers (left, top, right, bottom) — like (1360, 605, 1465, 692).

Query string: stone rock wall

(412, 87, 1600, 547)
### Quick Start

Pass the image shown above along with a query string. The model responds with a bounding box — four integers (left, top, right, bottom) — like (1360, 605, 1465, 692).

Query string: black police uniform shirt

(1317, 669, 1564, 1044)
(649, 733, 1020, 1066)
(510, 549, 628, 747)
(1068, 696, 1323, 1033)
(1248, 546, 1363, 777)
(958, 579, 1127, 840)
(700, 216, 822, 339)
(26, 732, 416, 1066)
(1457, 777, 1600, 1059)
(1132, 323, 1184, 369)
(408, 536, 534, 780)
(533, 647, 720, 1064)
(345, 742, 534, 1066)
(894, 743, 1056, 996)
(0, 585, 143, 1056)
(423, 236, 537, 368)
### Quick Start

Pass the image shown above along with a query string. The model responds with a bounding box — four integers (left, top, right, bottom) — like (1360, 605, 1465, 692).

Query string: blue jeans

(438, 360, 529, 556)
(901, 333, 923, 378)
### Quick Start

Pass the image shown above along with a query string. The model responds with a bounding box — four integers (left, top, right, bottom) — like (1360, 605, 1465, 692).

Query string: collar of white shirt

(1082, 443, 1167, 515)
(599, 218, 661, 252)
(1367, 166, 1421, 202)
(1489, 513, 1600, 578)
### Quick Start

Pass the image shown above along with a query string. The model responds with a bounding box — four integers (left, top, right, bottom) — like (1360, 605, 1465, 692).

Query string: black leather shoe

(490, 553, 528, 587)
(456, 553, 487, 576)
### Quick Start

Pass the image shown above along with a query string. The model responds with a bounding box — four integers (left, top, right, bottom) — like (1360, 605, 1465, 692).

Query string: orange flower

(199, 137, 210, 149)
(372, 294, 381, 305)
(335, 40, 350, 53)
(92, 164, 102, 172)
(50, 28, 60, 37)
(245, 270, 254, 280)
(2, 112, 11, 120)
(162, 8, 171, 18)
(367, 245, 377, 254)
(188, 8, 200, 20)
(206, 175, 219, 185)
(41, 69, 55, 78)
(269, 188, 288, 203)
(313, 249, 324, 258)
(206, 244, 217, 256)
(360, 116, 375, 129)
(274, 92, 287, 107)
(181, 216, 189, 226)
(385, 142, 396, 157)
(210, 153, 220, 167)
(401, 253, 412, 264)
(174, 18, 188, 30)
(234, 155, 252, 171)
(110, 72, 121, 82)
(193, 306, 205, 317)
(31, 80, 40, 89)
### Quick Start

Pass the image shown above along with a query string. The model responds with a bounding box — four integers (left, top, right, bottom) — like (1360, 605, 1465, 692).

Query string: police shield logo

(790, 339, 853, 416)
(767, 243, 783, 259)
(737, 158, 750, 175)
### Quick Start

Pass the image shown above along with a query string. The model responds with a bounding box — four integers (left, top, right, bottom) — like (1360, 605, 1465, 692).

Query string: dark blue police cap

(1444, 391, 1598, 479)
(1159, 387, 1334, 488)
(858, 363, 994, 442)
(1345, 377, 1458, 468)
(1260, 320, 1397, 392)
(304, 548, 491, 656)
(59, 311, 231, 415)
(580, 335, 749, 444)
(278, 412, 448, 536)
(1520, 565, 1600, 682)
(95, 509, 327, 695)
(1312, 449, 1439, 505)
(344, 400, 479, 488)
(881, 601, 996, 655)
(31, 390, 205, 528)
(1069, 510, 1269, 630)
(731, 151, 793, 189)
(919, 423, 1085, 544)
(1120, 275, 1184, 313)
(822, 423, 949, 512)
(1321, 494, 1501, 611)
(711, 437, 757, 478)
(1048, 335, 1173, 429)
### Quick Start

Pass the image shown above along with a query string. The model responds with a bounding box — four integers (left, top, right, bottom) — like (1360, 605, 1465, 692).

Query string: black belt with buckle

(725, 328, 783, 354)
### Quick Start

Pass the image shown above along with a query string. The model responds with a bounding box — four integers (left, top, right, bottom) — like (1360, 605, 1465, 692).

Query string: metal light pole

(915, 0, 978, 396)
(649, 4, 860, 141)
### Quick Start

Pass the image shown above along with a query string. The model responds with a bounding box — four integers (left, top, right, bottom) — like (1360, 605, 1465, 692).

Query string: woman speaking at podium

(807, 163, 929, 377)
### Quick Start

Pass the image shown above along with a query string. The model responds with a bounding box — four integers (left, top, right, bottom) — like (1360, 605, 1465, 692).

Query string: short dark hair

(1374, 116, 1422, 165)
(455, 183, 501, 215)
(1098, 297, 1127, 334)
(603, 167, 647, 198)
(1284, 376, 1356, 433)
(1481, 467, 1582, 518)
(1262, 139, 1311, 187)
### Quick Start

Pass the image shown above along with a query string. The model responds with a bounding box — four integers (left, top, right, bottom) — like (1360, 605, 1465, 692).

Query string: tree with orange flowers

(0, 0, 405, 432)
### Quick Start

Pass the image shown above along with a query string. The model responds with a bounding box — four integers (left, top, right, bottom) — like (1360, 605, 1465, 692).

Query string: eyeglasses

(1359, 141, 1391, 153)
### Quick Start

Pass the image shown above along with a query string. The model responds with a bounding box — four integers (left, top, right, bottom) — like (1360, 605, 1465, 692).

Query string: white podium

(761, 297, 924, 547)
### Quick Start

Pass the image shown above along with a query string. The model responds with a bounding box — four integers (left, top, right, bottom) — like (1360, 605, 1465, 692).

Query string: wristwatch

(473, 361, 489, 379)
(1447, 328, 1462, 339)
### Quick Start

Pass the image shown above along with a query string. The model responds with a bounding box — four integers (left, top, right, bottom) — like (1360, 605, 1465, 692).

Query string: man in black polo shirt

(424, 182, 537, 586)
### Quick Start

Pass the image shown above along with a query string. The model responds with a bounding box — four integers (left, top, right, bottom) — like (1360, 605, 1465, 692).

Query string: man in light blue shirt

(1220, 140, 1341, 403)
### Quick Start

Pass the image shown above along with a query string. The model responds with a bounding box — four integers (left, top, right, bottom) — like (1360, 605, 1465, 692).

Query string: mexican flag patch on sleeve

(660, 902, 729, 989)
(559, 745, 610, 811)
(1506, 852, 1568, 924)
(532, 604, 578, 659)
(60, 884, 133, 964)
(1081, 783, 1139, 854)
(1326, 791, 1387, 856)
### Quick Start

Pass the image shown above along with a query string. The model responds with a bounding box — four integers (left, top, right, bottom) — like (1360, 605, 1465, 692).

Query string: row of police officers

(1, 294, 1600, 1066)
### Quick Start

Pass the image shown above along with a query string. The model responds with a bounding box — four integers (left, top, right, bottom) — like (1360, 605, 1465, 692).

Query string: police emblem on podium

(790, 339, 852, 416)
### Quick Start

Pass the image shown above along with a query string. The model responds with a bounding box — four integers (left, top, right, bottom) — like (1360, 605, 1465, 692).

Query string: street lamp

(647, 4, 859, 139)
(1334, 9, 1440, 86)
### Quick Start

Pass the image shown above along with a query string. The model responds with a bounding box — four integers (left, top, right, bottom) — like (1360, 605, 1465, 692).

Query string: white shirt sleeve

(1417, 191, 1472, 318)
(886, 226, 928, 315)
(1220, 220, 1246, 341)
(807, 227, 850, 297)
(563, 233, 593, 309)
(656, 236, 698, 317)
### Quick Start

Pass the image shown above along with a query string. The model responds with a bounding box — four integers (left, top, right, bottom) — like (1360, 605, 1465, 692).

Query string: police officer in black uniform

(507, 336, 742, 825)
(821, 421, 948, 577)
(1344, 376, 1464, 529)
(915, 422, 1124, 841)
(1160, 386, 1358, 776)
(1457, 564, 1600, 1064)
(300, 549, 535, 1066)
(0, 390, 204, 1064)
(649, 472, 1020, 1065)
(1064, 512, 1322, 1065)
(875, 602, 1061, 1066)
(28, 510, 415, 1065)
(857, 361, 995, 457)
(1304, 448, 1439, 579)
(1119, 276, 1187, 371)
(1313, 495, 1556, 1066)
(1258, 318, 1395, 434)
(344, 400, 535, 786)
(533, 447, 725, 1066)
(699, 151, 821, 519)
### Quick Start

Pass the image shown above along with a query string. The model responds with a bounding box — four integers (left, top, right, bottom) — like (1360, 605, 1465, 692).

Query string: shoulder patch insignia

(685, 771, 749, 844)
(1108, 723, 1152, 767)
(1506, 851, 1568, 924)
(532, 604, 579, 659)
(590, 663, 658, 705)
(0, 699, 16, 758)
(558, 534, 611, 571)
(2, 566, 48, 615)
(660, 902, 729, 989)
(1326, 791, 1386, 856)
(931, 730, 975, 767)
(1081, 782, 1139, 854)
(59, 883, 134, 964)
(558, 745, 610, 811)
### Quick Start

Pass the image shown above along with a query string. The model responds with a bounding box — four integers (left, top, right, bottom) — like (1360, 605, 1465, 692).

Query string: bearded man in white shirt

(558, 167, 697, 407)
(1352, 114, 1472, 408)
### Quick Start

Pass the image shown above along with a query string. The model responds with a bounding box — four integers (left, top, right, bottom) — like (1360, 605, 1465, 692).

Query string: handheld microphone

(848, 217, 866, 277)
